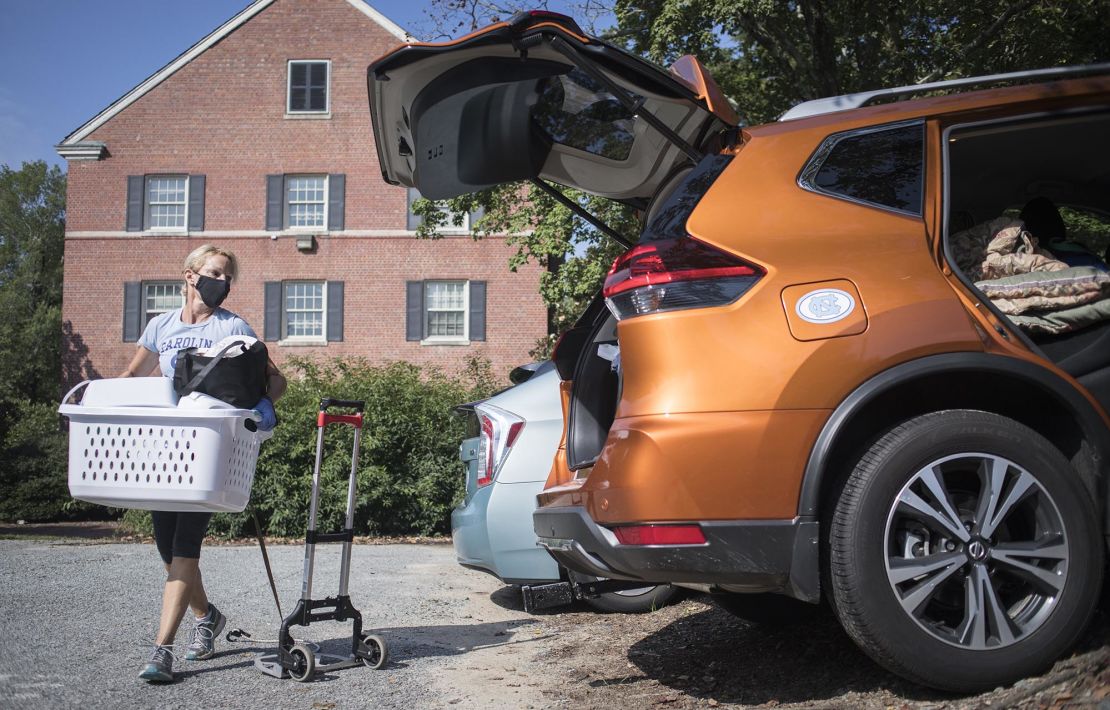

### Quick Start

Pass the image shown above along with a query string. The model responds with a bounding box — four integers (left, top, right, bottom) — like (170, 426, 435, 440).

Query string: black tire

(584, 584, 682, 613)
(288, 643, 315, 682)
(829, 410, 1103, 693)
(359, 634, 388, 670)
(713, 593, 822, 625)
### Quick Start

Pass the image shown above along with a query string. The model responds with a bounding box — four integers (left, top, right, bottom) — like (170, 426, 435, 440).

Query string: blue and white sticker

(796, 289, 855, 324)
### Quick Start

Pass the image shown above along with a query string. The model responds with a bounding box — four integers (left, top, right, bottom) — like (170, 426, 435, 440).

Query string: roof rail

(779, 63, 1110, 122)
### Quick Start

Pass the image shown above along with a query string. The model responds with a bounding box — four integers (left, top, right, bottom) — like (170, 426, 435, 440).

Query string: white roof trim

(344, 0, 411, 41)
(58, 0, 411, 148)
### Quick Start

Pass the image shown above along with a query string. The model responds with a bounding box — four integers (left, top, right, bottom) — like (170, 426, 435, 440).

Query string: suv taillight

(602, 236, 762, 320)
(475, 404, 525, 487)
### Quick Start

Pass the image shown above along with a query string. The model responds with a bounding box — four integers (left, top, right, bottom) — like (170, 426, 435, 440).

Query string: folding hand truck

(253, 398, 388, 681)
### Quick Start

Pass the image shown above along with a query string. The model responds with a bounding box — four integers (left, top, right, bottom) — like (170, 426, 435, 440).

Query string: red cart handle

(318, 398, 365, 429)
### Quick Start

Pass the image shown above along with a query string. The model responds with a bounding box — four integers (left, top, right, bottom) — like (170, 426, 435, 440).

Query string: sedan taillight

(475, 403, 525, 487)
(603, 236, 762, 320)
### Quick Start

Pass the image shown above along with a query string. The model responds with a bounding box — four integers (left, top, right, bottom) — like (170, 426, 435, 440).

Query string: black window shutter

(406, 281, 424, 341)
(126, 176, 144, 231)
(123, 282, 142, 342)
(406, 188, 422, 231)
(264, 282, 282, 341)
(469, 281, 486, 342)
(188, 175, 205, 231)
(265, 175, 284, 231)
(328, 174, 345, 231)
(326, 281, 344, 342)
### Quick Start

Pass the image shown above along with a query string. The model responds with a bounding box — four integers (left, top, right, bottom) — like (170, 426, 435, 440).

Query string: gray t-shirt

(139, 307, 257, 377)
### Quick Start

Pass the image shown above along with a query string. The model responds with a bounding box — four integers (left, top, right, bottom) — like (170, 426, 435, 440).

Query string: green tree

(614, 0, 1110, 124)
(0, 161, 66, 403)
(0, 160, 75, 521)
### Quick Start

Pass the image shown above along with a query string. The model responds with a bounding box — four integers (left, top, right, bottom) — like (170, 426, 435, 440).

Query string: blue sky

(0, 0, 590, 170)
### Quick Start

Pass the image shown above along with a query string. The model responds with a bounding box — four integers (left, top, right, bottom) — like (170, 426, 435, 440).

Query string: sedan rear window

(801, 122, 924, 216)
(532, 69, 637, 161)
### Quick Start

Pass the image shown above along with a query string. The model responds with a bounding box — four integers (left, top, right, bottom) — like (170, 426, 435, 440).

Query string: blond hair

(183, 244, 239, 282)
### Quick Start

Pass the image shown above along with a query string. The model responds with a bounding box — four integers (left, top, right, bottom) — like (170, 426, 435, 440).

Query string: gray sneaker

(138, 645, 176, 683)
(185, 604, 226, 661)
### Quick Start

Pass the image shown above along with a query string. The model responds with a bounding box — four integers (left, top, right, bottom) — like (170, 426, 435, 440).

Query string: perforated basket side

(226, 425, 263, 497)
(65, 414, 243, 510)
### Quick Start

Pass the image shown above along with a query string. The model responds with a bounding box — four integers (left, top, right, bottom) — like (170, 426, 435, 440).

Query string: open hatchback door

(367, 11, 738, 202)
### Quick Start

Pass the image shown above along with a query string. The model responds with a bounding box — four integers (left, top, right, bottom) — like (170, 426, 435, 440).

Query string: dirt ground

(520, 589, 1109, 709)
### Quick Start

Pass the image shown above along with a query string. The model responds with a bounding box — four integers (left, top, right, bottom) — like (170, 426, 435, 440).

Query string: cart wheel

(288, 643, 315, 682)
(359, 634, 388, 669)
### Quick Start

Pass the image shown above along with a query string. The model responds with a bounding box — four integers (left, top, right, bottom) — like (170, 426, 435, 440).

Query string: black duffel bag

(173, 339, 268, 409)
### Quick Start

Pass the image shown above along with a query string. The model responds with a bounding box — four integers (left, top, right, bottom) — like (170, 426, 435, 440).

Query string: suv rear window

(532, 69, 637, 161)
(802, 122, 924, 215)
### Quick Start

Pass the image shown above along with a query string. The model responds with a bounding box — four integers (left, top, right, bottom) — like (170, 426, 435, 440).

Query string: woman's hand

(252, 397, 278, 431)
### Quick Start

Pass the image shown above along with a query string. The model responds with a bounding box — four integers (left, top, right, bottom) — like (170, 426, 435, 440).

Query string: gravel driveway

(1, 537, 1106, 709)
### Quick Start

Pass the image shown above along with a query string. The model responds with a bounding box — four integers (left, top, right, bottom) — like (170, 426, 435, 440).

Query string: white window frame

(421, 280, 469, 344)
(286, 60, 331, 116)
(436, 208, 470, 235)
(280, 280, 327, 344)
(144, 175, 189, 232)
(284, 174, 329, 232)
(407, 187, 471, 235)
(142, 281, 184, 326)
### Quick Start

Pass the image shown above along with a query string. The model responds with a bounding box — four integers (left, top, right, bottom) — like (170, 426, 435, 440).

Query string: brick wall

(62, 0, 547, 385)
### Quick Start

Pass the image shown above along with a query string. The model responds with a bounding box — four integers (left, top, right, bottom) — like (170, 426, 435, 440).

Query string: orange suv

(367, 13, 1110, 692)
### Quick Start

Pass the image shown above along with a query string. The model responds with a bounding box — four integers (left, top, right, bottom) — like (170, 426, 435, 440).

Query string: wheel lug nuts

(945, 541, 956, 552)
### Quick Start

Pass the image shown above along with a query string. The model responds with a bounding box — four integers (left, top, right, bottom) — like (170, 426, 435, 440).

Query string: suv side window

(802, 122, 924, 216)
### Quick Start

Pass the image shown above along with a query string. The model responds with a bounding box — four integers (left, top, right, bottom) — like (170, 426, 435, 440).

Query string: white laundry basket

(58, 378, 272, 512)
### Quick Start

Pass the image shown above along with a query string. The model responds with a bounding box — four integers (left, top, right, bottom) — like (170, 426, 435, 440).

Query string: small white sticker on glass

(796, 289, 855, 324)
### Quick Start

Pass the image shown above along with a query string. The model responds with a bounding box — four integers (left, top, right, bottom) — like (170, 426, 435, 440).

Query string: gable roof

(57, 0, 409, 149)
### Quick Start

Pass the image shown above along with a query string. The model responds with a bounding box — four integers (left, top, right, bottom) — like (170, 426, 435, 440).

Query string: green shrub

(120, 509, 153, 537)
(0, 398, 99, 522)
(206, 356, 499, 538)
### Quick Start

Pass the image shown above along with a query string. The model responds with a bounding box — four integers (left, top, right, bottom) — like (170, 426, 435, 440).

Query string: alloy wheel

(884, 452, 1068, 650)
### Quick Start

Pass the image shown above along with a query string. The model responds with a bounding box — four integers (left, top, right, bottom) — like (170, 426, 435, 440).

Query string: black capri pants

(152, 511, 213, 564)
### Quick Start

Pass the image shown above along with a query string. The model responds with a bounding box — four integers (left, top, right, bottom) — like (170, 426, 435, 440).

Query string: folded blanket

(951, 217, 1066, 280)
(1008, 298, 1110, 335)
(976, 266, 1110, 315)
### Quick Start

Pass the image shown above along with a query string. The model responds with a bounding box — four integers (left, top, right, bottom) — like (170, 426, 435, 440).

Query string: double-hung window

(283, 281, 326, 341)
(126, 174, 204, 233)
(143, 281, 183, 326)
(424, 281, 468, 340)
(287, 60, 330, 114)
(405, 279, 486, 344)
(285, 175, 328, 230)
(145, 176, 188, 231)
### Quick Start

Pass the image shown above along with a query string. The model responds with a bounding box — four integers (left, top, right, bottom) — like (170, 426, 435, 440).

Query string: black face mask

(195, 275, 231, 309)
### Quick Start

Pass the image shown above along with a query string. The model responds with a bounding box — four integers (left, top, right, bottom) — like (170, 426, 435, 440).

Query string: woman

(120, 244, 286, 683)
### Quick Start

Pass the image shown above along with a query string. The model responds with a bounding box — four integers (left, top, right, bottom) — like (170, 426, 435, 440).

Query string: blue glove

(252, 396, 277, 431)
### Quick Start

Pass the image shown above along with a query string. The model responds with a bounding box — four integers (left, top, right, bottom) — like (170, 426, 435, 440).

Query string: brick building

(56, 0, 546, 386)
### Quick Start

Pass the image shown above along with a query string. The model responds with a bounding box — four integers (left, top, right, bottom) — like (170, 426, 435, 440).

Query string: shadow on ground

(619, 604, 946, 705)
(612, 592, 1110, 707)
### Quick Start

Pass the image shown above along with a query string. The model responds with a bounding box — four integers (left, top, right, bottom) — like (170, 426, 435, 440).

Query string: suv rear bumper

(533, 506, 820, 602)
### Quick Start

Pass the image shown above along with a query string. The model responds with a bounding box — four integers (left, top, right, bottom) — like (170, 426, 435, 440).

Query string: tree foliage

(0, 161, 66, 403)
(615, 0, 1110, 124)
(0, 161, 81, 521)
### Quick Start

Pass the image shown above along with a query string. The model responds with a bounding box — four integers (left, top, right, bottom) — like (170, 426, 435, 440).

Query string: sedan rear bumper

(533, 506, 820, 602)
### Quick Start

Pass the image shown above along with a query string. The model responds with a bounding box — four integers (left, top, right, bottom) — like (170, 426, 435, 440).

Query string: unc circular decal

(796, 289, 855, 324)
